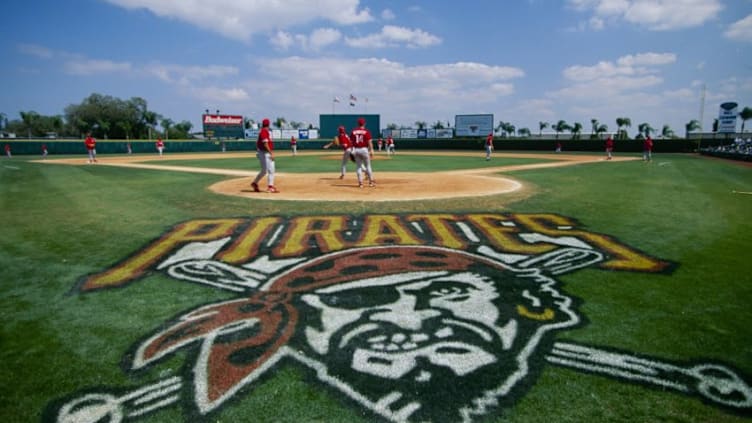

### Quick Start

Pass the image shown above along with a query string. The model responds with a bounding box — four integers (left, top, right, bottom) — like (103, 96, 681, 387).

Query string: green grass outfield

(1, 151, 751, 422)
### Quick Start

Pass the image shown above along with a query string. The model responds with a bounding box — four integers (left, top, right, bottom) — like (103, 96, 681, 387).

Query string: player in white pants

(351, 118, 375, 187)
(251, 118, 278, 193)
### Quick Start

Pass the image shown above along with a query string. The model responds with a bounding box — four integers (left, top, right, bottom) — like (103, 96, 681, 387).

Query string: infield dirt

(40, 151, 637, 202)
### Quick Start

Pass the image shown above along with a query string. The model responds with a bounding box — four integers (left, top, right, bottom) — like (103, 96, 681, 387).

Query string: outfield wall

(0, 137, 734, 156)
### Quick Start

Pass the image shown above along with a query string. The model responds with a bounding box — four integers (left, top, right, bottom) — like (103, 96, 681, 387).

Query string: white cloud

(310, 28, 343, 49)
(724, 14, 752, 42)
(146, 64, 239, 84)
(345, 25, 441, 48)
(192, 86, 250, 102)
(17, 43, 54, 59)
(234, 56, 524, 126)
(381, 9, 396, 20)
(63, 59, 133, 75)
(563, 52, 675, 83)
(567, 0, 722, 30)
(103, 0, 372, 42)
(270, 28, 342, 51)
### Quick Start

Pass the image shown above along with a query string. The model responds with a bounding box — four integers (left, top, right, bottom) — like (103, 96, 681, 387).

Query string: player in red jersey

(251, 118, 278, 193)
(485, 132, 494, 160)
(156, 138, 165, 157)
(643, 135, 653, 161)
(605, 135, 614, 160)
(350, 117, 375, 188)
(84, 133, 97, 163)
(324, 125, 358, 179)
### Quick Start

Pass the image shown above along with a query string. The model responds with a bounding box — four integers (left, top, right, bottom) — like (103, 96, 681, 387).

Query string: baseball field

(1, 149, 751, 423)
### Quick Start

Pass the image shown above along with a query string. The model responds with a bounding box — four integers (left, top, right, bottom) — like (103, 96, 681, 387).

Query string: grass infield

(0, 151, 750, 422)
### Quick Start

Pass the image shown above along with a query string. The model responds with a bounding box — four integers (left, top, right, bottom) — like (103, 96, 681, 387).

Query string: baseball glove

(350, 153, 356, 162)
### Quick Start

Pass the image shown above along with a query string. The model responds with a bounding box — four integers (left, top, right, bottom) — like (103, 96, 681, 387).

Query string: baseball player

(4, 143, 11, 159)
(386, 135, 395, 155)
(485, 132, 494, 160)
(323, 126, 357, 179)
(156, 138, 165, 157)
(605, 135, 614, 160)
(84, 133, 97, 163)
(290, 136, 297, 156)
(351, 117, 375, 187)
(251, 118, 279, 193)
(643, 135, 653, 161)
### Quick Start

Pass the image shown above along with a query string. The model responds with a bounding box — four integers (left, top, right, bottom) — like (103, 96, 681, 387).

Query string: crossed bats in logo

(54, 241, 752, 423)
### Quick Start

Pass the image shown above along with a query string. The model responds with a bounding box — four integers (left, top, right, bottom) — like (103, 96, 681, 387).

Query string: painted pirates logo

(49, 214, 752, 422)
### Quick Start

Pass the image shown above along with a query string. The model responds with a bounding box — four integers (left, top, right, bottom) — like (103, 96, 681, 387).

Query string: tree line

(2, 93, 750, 140)
(0, 93, 193, 140)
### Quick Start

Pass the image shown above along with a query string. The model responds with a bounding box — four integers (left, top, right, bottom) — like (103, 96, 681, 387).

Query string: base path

(40, 151, 637, 202)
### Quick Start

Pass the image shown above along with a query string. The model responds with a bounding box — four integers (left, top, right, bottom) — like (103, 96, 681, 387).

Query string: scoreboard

(202, 114, 244, 139)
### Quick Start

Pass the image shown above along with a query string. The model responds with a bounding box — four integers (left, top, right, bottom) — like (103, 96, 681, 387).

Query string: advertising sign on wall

(455, 114, 494, 137)
(718, 102, 738, 133)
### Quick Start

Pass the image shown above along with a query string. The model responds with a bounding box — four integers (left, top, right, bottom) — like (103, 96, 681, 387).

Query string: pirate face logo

(50, 214, 752, 423)
(253, 246, 580, 421)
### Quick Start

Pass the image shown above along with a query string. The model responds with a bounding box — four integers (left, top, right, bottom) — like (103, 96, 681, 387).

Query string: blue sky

(2, 0, 751, 135)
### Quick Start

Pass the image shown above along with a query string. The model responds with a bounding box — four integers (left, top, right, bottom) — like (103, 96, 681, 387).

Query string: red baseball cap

(262, 118, 270, 127)
(357, 117, 365, 126)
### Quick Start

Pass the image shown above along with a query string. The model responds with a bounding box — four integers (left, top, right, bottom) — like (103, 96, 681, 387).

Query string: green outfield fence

(0, 136, 735, 156)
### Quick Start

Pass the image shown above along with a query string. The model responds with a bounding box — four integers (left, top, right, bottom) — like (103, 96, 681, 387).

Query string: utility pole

(699, 84, 706, 130)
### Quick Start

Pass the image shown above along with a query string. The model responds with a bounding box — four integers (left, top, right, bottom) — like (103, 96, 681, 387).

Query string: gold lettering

(406, 214, 466, 249)
(81, 219, 244, 291)
(218, 217, 282, 264)
(275, 216, 346, 256)
(512, 213, 670, 272)
(355, 215, 421, 247)
(467, 214, 553, 254)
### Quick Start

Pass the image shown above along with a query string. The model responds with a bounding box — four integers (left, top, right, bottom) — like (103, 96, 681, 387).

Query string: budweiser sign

(203, 114, 243, 125)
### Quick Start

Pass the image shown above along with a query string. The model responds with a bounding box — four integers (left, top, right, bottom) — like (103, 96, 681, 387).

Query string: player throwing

(251, 118, 279, 193)
(351, 117, 375, 188)
(323, 126, 355, 179)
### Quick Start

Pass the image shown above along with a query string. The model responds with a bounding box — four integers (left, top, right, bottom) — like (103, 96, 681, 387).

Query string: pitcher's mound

(209, 172, 523, 202)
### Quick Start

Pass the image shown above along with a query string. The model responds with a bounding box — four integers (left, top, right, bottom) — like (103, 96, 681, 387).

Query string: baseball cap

(262, 118, 270, 127)
(357, 117, 365, 126)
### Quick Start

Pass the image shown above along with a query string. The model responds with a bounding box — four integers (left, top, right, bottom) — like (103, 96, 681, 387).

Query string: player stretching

(251, 118, 279, 193)
(351, 118, 375, 188)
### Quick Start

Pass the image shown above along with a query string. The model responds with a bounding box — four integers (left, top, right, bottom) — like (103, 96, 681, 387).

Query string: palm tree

(590, 119, 599, 139)
(495, 121, 506, 136)
(661, 124, 675, 139)
(432, 120, 445, 129)
(685, 119, 701, 138)
(616, 117, 631, 140)
(274, 117, 287, 129)
(142, 111, 159, 140)
(740, 107, 752, 133)
(538, 121, 549, 137)
(571, 122, 583, 140)
(595, 123, 608, 139)
(518, 128, 531, 137)
(160, 118, 174, 140)
(553, 120, 570, 139)
(414, 121, 427, 130)
(503, 122, 516, 138)
(20, 111, 40, 138)
(638, 123, 654, 138)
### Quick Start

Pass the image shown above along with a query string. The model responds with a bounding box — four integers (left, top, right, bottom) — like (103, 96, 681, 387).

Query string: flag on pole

(333, 97, 340, 103)
(349, 94, 357, 107)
